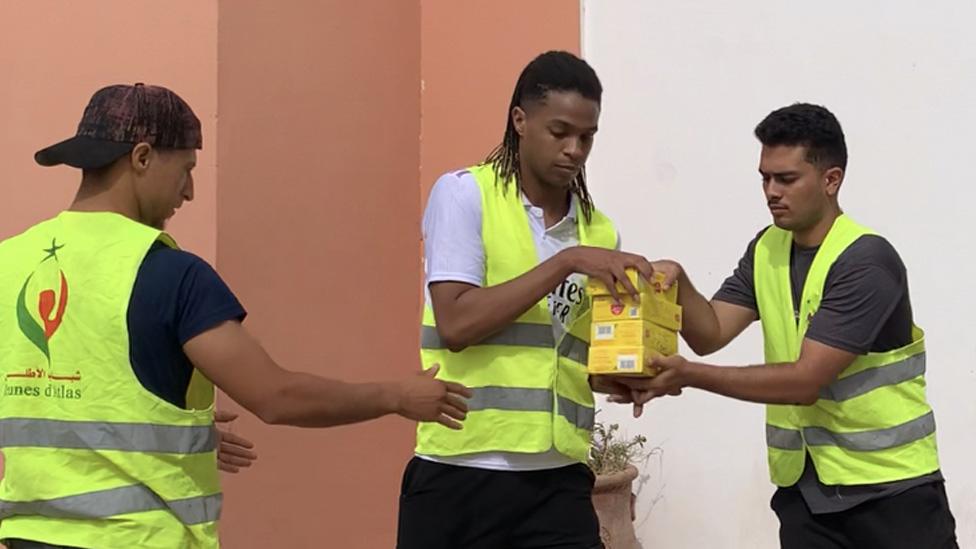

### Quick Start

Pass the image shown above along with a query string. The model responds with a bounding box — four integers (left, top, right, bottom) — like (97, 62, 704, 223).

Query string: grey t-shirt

(713, 228, 942, 514)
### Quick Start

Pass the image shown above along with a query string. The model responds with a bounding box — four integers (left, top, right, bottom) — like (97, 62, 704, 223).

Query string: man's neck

(793, 208, 843, 248)
(518, 165, 571, 228)
(69, 177, 139, 222)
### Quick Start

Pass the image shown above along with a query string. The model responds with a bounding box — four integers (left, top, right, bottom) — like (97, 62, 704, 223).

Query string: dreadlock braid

(485, 51, 602, 223)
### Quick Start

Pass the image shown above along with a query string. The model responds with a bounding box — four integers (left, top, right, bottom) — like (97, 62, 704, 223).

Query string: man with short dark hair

(0, 83, 470, 549)
(637, 103, 958, 548)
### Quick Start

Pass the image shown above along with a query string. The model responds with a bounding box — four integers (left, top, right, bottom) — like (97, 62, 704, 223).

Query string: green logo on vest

(16, 239, 68, 362)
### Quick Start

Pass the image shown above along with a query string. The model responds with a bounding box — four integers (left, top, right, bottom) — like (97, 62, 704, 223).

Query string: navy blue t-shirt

(126, 242, 246, 409)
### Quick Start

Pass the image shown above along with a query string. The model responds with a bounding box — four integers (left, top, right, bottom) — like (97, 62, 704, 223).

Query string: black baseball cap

(35, 83, 202, 170)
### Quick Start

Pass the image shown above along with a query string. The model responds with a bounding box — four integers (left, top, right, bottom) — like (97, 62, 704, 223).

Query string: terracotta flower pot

(592, 464, 639, 549)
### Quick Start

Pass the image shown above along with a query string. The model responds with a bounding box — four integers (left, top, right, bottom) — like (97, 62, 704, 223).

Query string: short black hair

(754, 103, 847, 171)
(485, 51, 603, 221)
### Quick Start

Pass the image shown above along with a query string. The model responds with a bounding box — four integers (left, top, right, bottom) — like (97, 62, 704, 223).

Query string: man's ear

(130, 142, 154, 173)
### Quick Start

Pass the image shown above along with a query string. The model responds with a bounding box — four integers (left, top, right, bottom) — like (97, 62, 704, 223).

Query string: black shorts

(397, 457, 604, 549)
(4, 541, 80, 549)
(772, 481, 958, 549)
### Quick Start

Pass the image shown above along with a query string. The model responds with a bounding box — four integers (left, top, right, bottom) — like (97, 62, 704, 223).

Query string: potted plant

(589, 420, 647, 549)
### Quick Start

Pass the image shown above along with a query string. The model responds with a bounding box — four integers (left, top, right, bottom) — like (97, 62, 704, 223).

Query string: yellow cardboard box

(591, 294, 683, 331)
(587, 320, 678, 376)
(588, 346, 666, 376)
(646, 325, 679, 356)
(586, 268, 649, 295)
(590, 320, 678, 352)
(591, 319, 645, 347)
(585, 269, 678, 303)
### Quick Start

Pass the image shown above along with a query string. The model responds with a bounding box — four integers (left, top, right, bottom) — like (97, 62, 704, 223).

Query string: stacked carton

(586, 270, 682, 377)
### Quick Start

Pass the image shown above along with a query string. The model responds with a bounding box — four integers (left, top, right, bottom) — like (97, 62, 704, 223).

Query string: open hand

(396, 364, 473, 430)
(215, 409, 257, 473)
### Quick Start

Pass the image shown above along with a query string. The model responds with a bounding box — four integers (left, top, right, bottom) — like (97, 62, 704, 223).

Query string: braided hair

(485, 51, 603, 222)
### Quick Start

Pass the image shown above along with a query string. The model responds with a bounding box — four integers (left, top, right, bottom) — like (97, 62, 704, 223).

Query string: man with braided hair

(397, 51, 657, 549)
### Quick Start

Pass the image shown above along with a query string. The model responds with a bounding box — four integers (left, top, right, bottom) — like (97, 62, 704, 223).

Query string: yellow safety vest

(416, 164, 617, 462)
(756, 214, 939, 486)
(0, 212, 220, 548)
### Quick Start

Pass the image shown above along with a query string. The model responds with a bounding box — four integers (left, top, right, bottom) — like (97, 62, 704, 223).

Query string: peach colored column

(419, 0, 582, 201)
(216, 0, 581, 546)
(0, 0, 219, 260)
(215, 2, 422, 547)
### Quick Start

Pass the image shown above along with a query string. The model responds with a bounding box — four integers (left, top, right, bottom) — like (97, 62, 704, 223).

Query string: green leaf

(16, 275, 49, 361)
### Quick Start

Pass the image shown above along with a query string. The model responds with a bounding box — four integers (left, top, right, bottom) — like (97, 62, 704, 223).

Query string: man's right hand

(649, 259, 684, 292)
(559, 246, 654, 301)
(394, 364, 473, 430)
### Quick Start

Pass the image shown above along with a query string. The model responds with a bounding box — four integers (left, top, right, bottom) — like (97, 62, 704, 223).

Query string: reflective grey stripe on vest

(467, 387, 594, 430)
(557, 333, 589, 365)
(421, 324, 590, 364)
(556, 395, 595, 430)
(0, 484, 221, 525)
(768, 411, 936, 453)
(767, 424, 804, 451)
(0, 418, 216, 454)
(421, 323, 593, 429)
(468, 387, 552, 412)
(421, 323, 554, 350)
(804, 411, 936, 452)
(819, 353, 926, 402)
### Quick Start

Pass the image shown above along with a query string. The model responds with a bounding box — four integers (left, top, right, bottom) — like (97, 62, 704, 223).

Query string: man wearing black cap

(0, 84, 471, 549)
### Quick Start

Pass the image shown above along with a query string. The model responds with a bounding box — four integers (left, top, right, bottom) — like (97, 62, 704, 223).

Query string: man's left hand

(215, 409, 257, 473)
(606, 354, 690, 412)
(641, 354, 690, 404)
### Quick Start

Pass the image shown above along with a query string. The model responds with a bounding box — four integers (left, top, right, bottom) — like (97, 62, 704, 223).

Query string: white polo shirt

(419, 168, 619, 471)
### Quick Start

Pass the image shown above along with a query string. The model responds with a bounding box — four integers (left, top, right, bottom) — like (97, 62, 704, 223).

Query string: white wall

(582, 2, 976, 547)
